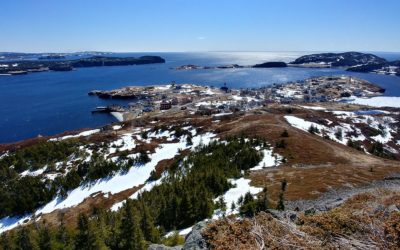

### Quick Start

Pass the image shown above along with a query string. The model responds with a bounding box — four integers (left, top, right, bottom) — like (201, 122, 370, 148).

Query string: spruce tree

(75, 213, 90, 250)
(120, 200, 145, 250)
(17, 227, 37, 250)
(140, 202, 160, 243)
(38, 225, 53, 250)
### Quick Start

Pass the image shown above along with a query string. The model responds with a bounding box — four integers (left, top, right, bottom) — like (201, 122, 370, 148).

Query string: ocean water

(0, 51, 399, 143)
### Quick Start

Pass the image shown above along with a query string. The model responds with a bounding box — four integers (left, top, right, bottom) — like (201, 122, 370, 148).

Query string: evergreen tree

(281, 129, 289, 137)
(75, 213, 90, 250)
(276, 179, 287, 211)
(276, 192, 285, 211)
(120, 200, 145, 250)
(17, 227, 37, 250)
(231, 202, 236, 211)
(240, 192, 258, 217)
(0, 232, 14, 250)
(75, 213, 108, 250)
(38, 225, 53, 250)
(258, 187, 269, 211)
(140, 202, 160, 243)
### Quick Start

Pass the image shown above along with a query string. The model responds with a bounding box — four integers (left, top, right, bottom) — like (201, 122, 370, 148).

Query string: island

(290, 51, 400, 76)
(0, 55, 166, 75)
(290, 52, 387, 67)
(252, 61, 287, 68)
(175, 62, 286, 70)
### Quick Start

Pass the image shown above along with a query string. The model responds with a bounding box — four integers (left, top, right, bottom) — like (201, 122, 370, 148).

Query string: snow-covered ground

(213, 112, 233, 117)
(49, 129, 100, 141)
(165, 226, 194, 237)
(20, 167, 47, 177)
(0, 215, 31, 234)
(342, 96, 400, 108)
(284, 115, 366, 145)
(0, 126, 217, 233)
(251, 149, 282, 170)
(285, 107, 398, 149)
(37, 132, 216, 215)
(299, 105, 327, 111)
(213, 178, 263, 218)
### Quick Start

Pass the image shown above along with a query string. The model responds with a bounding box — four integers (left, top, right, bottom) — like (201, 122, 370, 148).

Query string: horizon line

(1, 50, 400, 54)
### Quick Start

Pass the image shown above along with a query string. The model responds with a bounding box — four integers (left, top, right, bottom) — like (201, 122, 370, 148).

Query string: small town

(89, 76, 385, 121)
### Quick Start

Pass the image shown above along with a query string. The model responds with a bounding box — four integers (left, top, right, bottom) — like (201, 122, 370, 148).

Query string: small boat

(91, 106, 109, 113)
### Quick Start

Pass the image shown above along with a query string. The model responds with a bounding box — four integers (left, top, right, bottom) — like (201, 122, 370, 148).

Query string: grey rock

(148, 244, 182, 250)
(182, 221, 209, 250)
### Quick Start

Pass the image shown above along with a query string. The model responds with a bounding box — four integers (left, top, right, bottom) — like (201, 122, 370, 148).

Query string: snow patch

(213, 178, 263, 218)
(251, 149, 281, 170)
(343, 96, 400, 108)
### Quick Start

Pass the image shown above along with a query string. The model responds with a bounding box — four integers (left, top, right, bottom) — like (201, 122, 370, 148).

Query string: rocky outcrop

(182, 221, 209, 250)
(291, 52, 387, 67)
(252, 61, 287, 68)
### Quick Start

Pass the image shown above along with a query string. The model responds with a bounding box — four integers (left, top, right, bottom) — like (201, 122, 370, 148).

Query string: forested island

(0, 56, 166, 75)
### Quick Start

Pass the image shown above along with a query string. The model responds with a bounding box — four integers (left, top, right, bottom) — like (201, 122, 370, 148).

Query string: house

(160, 100, 172, 110)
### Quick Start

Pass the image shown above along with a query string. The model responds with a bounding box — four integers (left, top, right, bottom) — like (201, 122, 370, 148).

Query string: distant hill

(390, 60, 400, 67)
(290, 52, 387, 67)
(290, 52, 399, 76)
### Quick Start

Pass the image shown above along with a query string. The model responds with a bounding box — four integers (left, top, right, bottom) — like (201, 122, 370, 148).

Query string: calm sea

(1, 51, 399, 143)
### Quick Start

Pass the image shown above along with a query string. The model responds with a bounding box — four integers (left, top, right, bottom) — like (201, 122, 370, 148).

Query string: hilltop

(1, 78, 400, 249)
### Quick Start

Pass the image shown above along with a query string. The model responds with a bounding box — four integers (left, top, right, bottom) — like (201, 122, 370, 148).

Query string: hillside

(0, 94, 400, 249)
(290, 52, 400, 76)
(290, 52, 387, 67)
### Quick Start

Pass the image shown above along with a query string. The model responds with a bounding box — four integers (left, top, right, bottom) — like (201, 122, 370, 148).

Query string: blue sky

(1, 0, 399, 52)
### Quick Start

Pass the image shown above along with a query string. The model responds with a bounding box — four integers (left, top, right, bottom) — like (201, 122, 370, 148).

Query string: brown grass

(38, 185, 143, 229)
(299, 189, 400, 249)
(206, 106, 400, 202)
(204, 189, 400, 249)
